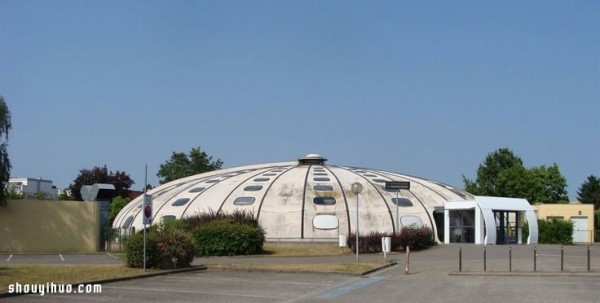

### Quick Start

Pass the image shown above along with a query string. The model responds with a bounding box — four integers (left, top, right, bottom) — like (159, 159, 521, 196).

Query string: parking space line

(59, 254, 65, 261)
(6, 254, 12, 262)
(315, 276, 386, 299)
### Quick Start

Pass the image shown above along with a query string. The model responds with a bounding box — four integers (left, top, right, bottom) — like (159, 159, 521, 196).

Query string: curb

(449, 270, 600, 277)
(205, 262, 398, 277)
(361, 262, 397, 276)
(0, 265, 207, 299)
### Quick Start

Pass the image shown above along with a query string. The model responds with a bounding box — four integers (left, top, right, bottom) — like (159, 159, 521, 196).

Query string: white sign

(142, 194, 153, 225)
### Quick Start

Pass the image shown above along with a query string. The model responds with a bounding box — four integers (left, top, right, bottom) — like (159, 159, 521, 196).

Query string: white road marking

(59, 254, 65, 261)
(6, 254, 12, 262)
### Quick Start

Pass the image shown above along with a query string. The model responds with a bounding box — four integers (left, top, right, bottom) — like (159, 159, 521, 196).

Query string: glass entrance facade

(494, 211, 522, 244)
(449, 210, 475, 243)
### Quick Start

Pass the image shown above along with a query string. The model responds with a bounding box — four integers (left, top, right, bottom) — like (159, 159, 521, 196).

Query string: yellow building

(533, 202, 595, 243)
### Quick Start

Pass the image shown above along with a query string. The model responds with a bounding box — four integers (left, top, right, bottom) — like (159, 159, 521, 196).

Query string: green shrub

(125, 230, 160, 268)
(162, 219, 192, 233)
(538, 218, 573, 245)
(192, 219, 265, 256)
(184, 209, 258, 229)
(155, 228, 196, 269)
(125, 225, 196, 269)
(397, 226, 434, 250)
(346, 227, 434, 253)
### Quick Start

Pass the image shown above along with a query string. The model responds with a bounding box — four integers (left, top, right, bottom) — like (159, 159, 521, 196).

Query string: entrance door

(571, 217, 589, 243)
(495, 211, 520, 244)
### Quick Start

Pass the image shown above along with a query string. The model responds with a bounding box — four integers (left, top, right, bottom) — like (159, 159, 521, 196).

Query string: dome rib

(323, 166, 352, 237)
(255, 165, 296, 221)
(340, 165, 397, 234)
(375, 170, 438, 234)
(300, 164, 311, 239)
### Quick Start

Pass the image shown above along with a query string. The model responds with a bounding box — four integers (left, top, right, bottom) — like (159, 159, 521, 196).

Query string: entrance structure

(444, 197, 538, 245)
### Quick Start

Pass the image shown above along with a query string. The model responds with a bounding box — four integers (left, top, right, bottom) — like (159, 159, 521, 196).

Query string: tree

(463, 148, 569, 203)
(157, 147, 223, 184)
(68, 165, 135, 201)
(0, 96, 11, 206)
(577, 175, 600, 209)
(109, 196, 131, 224)
(463, 148, 524, 196)
(526, 164, 568, 203)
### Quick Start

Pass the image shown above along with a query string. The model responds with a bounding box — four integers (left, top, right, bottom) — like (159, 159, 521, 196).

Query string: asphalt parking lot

(2, 245, 599, 303)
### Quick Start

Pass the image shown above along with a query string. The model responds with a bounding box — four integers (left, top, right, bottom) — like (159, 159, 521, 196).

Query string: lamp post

(351, 182, 363, 263)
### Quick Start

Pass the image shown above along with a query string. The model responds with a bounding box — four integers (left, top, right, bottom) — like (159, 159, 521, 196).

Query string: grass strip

(208, 261, 388, 275)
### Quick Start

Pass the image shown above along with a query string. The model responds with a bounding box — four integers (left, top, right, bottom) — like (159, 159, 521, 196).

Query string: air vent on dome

(298, 153, 327, 165)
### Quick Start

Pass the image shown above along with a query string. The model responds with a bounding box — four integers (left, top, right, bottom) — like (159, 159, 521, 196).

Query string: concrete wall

(0, 200, 100, 252)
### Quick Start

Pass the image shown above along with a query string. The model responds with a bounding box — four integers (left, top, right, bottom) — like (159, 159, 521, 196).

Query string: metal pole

(143, 164, 148, 273)
(405, 246, 410, 274)
(587, 246, 591, 272)
(534, 245, 537, 272)
(509, 246, 512, 272)
(459, 246, 462, 272)
(561, 246, 564, 272)
(356, 192, 359, 263)
(483, 246, 487, 272)
(396, 190, 399, 234)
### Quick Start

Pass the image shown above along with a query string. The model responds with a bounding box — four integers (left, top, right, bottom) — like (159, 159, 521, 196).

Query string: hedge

(192, 219, 265, 256)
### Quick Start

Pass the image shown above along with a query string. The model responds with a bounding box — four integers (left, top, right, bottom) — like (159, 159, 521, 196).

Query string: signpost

(142, 165, 152, 272)
(385, 181, 410, 234)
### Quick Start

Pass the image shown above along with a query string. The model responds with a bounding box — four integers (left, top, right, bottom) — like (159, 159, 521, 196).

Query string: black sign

(385, 181, 410, 190)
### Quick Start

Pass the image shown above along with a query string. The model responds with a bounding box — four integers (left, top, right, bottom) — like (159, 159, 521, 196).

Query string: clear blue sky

(1, 0, 598, 200)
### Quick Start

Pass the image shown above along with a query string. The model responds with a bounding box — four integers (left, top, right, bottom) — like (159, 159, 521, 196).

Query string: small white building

(8, 177, 59, 199)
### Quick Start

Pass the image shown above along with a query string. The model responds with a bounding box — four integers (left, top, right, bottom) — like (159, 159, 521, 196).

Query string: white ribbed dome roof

(113, 156, 474, 242)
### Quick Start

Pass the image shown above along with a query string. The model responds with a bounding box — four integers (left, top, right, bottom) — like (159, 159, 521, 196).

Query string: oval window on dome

(122, 216, 134, 228)
(253, 177, 270, 182)
(313, 215, 339, 230)
(313, 173, 328, 176)
(314, 197, 336, 205)
(234, 197, 256, 205)
(206, 179, 220, 183)
(364, 174, 377, 177)
(162, 215, 176, 222)
(313, 177, 330, 182)
(372, 179, 388, 183)
(313, 185, 334, 191)
(392, 198, 413, 207)
(401, 216, 423, 228)
(263, 173, 277, 176)
(189, 187, 205, 193)
(244, 185, 263, 191)
(172, 198, 190, 206)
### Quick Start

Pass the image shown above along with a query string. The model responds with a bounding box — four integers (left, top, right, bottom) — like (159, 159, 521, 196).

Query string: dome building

(113, 154, 538, 245)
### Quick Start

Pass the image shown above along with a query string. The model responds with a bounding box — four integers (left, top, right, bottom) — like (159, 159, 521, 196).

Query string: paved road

(3, 245, 599, 303)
